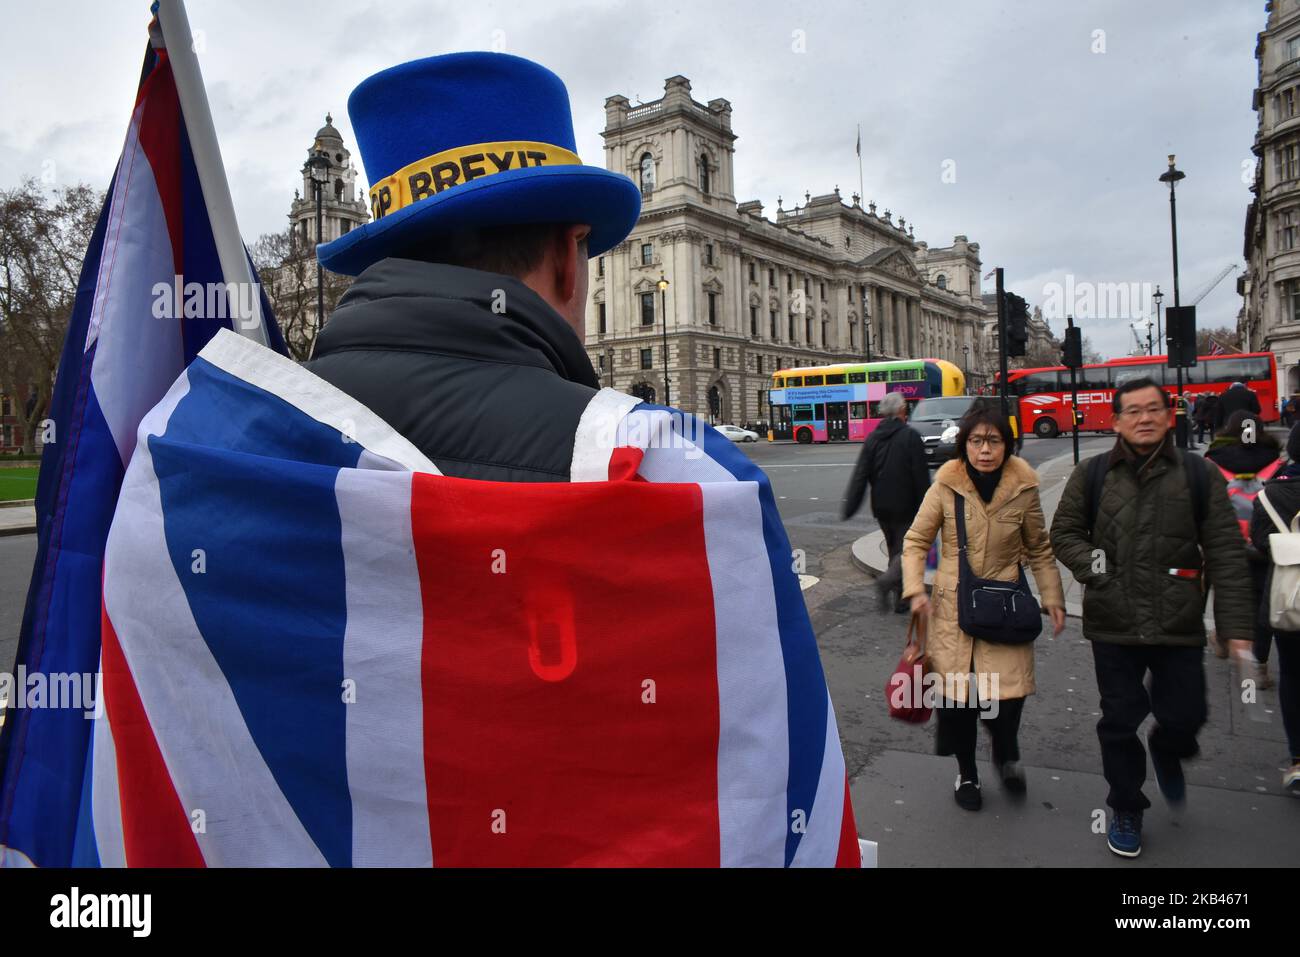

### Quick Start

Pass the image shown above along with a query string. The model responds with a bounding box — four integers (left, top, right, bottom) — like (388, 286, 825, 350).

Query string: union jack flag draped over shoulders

(0, 4, 284, 867)
(87, 330, 860, 867)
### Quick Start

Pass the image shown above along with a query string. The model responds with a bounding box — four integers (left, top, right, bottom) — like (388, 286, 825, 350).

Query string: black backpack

(1083, 449, 1208, 541)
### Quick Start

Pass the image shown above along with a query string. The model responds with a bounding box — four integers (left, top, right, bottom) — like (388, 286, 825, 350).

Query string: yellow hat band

(367, 140, 582, 221)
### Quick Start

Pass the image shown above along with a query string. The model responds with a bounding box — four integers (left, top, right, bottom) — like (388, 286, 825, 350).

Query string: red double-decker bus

(1003, 352, 1279, 437)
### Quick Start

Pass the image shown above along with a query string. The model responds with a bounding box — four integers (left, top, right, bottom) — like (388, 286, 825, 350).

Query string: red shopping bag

(886, 612, 931, 723)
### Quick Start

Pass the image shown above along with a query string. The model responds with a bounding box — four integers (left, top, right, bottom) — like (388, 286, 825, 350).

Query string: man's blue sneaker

(1107, 810, 1143, 858)
(1148, 730, 1186, 806)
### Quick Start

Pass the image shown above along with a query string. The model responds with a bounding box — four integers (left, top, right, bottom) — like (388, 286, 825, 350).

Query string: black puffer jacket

(306, 259, 600, 482)
(841, 416, 930, 522)
(1218, 384, 1262, 424)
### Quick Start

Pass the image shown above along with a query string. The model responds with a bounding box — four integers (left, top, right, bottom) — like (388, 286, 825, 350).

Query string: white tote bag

(1258, 488, 1300, 632)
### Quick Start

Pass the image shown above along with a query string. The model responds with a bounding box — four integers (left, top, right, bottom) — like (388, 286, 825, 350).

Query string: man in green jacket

(1050, 377, 1254, 859)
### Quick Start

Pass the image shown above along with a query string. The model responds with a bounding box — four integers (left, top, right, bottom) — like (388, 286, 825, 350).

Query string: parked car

(907, 395, 977, 467)
(717, 424, 759, 443)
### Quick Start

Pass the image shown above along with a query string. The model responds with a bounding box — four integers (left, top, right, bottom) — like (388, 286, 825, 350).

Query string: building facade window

(788, 314, 796, 341)
(598, 256, 605, 276)
(1289, 35, 1300, 62)
(749, 262, 756, 282)
(1286, 87, 1297, 120)
(770, 310, 778, 339)
(1285, 278, 1300, 323)
(1280, 208, 1299, 251)
(598, 302, 607, 333)
(640, 347, 653, 369)
(1276, 140, 1300, 182)
(936, 274, 947, 290)
(706, 243, 714, 265)
(639, 153, 655, 194)
(756, 355, 763, 374)
(708, 292, 718, 325)
(641, 242, 654, 266)
(713, 347, 721, 369)
(750, 306, 758, 336)
(640, 292, 655, 326)
(768, 268, 775, 287)
(698, 154, 710, 194)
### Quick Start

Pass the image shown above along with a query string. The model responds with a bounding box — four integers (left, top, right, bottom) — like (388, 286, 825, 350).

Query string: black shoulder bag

(954, 495, 1042, 644)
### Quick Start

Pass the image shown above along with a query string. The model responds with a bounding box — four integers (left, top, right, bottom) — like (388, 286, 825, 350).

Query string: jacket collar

(935, 454, 1038, 513)
(1107, 432, 1177, 473)
(311, 258, 600, 388)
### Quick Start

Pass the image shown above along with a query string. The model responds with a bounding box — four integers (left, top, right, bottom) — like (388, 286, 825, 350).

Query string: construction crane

(1188, 263, 1238, 307)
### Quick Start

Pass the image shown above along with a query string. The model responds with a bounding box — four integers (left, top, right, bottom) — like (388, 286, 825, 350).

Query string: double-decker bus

(1005, 352, 1279, 438)
(768, 358, 965, 443)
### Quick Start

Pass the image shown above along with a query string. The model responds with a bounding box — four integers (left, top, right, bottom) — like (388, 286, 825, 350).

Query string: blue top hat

(317, 52, 641, 276)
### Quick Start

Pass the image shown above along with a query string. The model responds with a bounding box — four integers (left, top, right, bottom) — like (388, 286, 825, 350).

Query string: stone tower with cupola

(288, 114, 370, 248)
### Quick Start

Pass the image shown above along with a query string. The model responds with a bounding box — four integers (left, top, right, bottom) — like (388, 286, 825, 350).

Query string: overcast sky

(0, 0, 1267, 360)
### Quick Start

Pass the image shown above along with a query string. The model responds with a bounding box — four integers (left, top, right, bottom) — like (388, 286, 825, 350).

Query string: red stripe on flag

(134, 50, 185, 270)
(101, 600, 205, 867)
(411, 474, 722, 866)
(834, 777, 861, 868)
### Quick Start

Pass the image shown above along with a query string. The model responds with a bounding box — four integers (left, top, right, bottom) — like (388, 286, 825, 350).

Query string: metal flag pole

(156, 0, 268, 346)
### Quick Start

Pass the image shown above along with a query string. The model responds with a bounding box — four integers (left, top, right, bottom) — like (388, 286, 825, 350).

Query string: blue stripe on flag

(146, 356, 363, 867)
(694, 424, 829, 867)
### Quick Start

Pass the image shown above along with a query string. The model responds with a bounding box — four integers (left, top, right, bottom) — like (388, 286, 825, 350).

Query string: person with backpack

(1250, 421, 1300, 795)
(1204, 411, 1284, 687)
(1049, 377, 1254, 858)
(842, 391, 930, 612)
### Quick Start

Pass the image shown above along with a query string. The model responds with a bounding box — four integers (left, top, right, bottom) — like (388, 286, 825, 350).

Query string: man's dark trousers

(1092, 641, 1208, 811)
(877, 519, 910, 601)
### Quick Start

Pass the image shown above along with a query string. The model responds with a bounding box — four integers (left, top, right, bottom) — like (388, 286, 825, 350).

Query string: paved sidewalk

(0, 500, 36, 538)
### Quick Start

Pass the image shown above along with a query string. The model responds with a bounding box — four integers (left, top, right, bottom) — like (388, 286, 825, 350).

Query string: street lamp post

(962, 344, 970, 391)
(1158, 155, 1187, 448)
(307, 148, 331, 338)
(1152, 285, 1164, 357)
(657, 274, 671, 406)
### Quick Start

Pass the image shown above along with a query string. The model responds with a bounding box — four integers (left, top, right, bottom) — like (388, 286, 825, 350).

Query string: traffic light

(1062, 326, 1082, 368)
(1165, 305, 1198, 368)
(1005, 292, 1029, 358)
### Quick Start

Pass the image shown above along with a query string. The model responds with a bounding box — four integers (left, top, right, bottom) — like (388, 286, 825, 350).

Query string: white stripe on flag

(103, 370, 326, 866)
(198, 329, 442, 475)
(789, 689, 848, 867)
(91, 696, 127, 868)
(87, 103, 186, 467)
(700, 482, 790, 866)
(570, 387, 641, 481)
(336, 468, 434, 866)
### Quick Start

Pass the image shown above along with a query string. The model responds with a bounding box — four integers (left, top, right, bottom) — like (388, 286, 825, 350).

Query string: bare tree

(1195, 325, 1242, 355)
(252, 227, 353, 361)
(0, 180, 103, 452)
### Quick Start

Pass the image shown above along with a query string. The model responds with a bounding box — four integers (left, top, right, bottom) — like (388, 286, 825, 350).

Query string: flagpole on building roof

(855, 124, 863, 205)
(155, 0, 268, 346)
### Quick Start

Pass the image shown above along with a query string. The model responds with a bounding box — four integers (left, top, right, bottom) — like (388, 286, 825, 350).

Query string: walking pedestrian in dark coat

(1217, 382, 1261, 425)
(842, 392, 930, 612)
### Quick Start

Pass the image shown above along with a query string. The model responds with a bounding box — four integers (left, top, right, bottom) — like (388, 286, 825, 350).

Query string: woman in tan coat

(902, 402, 1065, 811)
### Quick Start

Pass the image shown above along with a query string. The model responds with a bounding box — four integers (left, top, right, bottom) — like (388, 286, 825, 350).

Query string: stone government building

(585, 75, 992, 427)
(1241, 0, 1300, 399)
